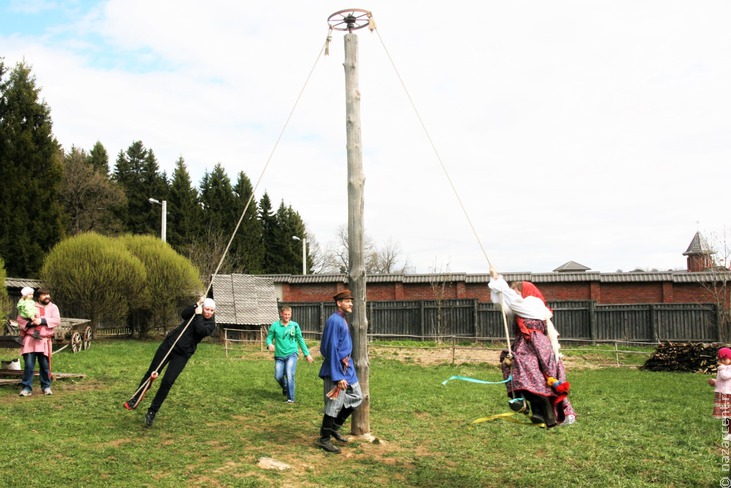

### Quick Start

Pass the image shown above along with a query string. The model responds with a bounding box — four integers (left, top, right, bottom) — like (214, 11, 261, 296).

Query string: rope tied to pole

(372, 27, 514, 347)
(499, 293, 513, 360)
(325, 26, 333, 56)
(126, 34, 331, 407)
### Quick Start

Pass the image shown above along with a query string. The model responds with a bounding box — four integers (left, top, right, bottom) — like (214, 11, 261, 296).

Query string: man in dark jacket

(124, 298, 217, 427)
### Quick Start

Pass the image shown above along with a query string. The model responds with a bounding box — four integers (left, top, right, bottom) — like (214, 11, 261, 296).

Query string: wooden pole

(344, 32, 370, 435)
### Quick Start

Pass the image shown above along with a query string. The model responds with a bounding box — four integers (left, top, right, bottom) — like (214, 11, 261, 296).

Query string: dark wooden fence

(284, 299, 720, 343)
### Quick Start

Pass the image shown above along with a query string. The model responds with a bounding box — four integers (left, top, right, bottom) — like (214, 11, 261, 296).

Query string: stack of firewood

(641, 342, 723, 374)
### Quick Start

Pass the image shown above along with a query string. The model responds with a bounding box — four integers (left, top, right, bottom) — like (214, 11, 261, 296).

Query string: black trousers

(321, 406, 355, 439)
(135, 343, 190, 414)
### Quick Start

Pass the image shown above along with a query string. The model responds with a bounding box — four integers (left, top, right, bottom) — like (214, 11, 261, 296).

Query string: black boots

(331, 407, 353, 443)
(318, 433, 341, 453)
(318, 415, 342, 453)
(331, 425, 349, 443)
(318, 412, 355, 452)
(525, 394, 557, 428)
(145, 409, 156, 428)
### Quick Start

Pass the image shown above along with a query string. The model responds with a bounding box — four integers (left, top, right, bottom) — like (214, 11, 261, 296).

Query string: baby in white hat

(17, 287, 37, 321)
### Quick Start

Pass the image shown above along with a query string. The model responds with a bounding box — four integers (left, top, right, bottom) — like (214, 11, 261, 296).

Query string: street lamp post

(292, 236, 307, 275)
(148, 198, 167, 242)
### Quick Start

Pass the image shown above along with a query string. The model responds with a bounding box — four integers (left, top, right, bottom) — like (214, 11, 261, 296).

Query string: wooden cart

(2, 317, 93, 354)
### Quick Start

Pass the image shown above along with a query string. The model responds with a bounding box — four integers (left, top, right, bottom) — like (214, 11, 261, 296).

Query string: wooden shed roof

(210, 274, 279, 326)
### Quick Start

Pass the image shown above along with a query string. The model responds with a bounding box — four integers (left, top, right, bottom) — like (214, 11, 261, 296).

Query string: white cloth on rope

(489, 275, 562, 362)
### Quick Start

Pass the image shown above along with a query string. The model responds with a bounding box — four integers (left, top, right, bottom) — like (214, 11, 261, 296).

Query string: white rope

(371, 27, 512, 351)
(373, 29, 492, 268)
(129, 37, 330, 401)
(499, 293, 513, 358)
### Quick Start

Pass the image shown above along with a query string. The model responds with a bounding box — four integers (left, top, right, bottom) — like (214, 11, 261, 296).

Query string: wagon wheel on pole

(83, 325, 92, 350)
(327, 9, 373, 32)
(70, 331, 82, 353)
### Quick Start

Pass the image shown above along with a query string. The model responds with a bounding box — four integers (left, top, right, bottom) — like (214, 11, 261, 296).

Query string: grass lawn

(0, 339, 724, 487)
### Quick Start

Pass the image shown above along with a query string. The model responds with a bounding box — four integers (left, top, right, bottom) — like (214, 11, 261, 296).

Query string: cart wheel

(70, 331, 82, 353)
(83, 326, 92, 350)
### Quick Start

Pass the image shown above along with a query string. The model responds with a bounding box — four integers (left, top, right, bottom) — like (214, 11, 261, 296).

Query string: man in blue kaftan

(317, 290, 363, 453)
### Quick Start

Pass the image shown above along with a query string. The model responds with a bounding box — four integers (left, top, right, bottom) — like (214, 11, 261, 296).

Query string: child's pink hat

(719, 347, 731, 360)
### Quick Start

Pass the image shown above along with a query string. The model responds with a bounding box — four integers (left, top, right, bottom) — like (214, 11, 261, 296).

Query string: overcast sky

(1, 1, 729, 274)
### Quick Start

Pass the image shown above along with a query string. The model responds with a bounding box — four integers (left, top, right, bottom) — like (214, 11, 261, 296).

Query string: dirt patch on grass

(228, 343, 641, 370)
(192, 419, 411, 488)
(367, 345, 622, 369)
(370, 345, 502, 366)
(253, 434, 410, 487)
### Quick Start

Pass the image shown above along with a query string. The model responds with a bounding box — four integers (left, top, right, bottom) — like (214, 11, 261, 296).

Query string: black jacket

(162, 305, 216, 359)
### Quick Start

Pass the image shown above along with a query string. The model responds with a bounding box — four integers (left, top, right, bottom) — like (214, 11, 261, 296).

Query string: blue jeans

(21, 352, 51, 391)
(274, 353, 299, 401)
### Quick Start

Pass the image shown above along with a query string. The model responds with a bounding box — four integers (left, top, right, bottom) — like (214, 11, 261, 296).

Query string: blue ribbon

(441, 374, 511, 386)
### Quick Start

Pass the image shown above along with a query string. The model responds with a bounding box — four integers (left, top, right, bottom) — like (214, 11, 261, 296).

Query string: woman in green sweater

(266, 306, 313, 403)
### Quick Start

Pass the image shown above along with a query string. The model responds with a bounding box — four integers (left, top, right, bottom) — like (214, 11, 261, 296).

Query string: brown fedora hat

(333, 290, 354, 301)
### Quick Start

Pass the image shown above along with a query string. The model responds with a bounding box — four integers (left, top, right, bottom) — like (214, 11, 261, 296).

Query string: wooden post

(224, 328, 229, 358)
(589, 301, 597, 345)
(420, 301, 425, 341)
(650, 304, 659, 343)
(344, 32, 370, 436)
(473, 299, 479, 340)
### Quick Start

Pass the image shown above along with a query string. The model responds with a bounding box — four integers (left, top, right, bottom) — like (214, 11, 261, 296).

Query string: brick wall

(539, 282, 591, 301)
(275, 273, 729, 308)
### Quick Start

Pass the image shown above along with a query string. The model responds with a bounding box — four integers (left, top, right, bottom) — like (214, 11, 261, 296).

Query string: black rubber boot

(318, 415, 341, 453)
(331, 425, 349, 443)
(145, 409, 156, 428)
(332, 407, 353, 443)
(529, 407, 545, 425)
(536, 396, 557, 428)
(527, 395, 556, 428)
(318, 435, 341, 453)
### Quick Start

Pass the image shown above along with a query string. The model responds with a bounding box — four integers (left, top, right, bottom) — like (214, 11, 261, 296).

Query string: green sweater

(266, 320, 310, 358)
(17, 298, 36, 320)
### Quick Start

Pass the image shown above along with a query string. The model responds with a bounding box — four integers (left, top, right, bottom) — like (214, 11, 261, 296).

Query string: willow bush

(41, 233, 203, 338)
(118, 234, 203, 337)
(40, 232, 146, 330)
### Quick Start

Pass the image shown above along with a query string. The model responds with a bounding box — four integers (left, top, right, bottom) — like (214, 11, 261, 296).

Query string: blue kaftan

(318, 310, 358, 384)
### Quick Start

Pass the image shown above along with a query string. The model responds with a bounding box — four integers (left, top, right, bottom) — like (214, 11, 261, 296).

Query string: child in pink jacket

(709, 347, 731, 441)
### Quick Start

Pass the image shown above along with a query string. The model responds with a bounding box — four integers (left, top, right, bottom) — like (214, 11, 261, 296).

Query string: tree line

(0, 59, 411, 282)
(0, 59, 312, 279)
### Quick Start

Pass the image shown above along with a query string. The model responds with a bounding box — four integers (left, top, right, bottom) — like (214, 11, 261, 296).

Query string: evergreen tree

(112, 141, 168, 236)
(199, 164, 237, 235)
(167, 157, 202, 251)
(142, 148, 169, 238)
(0, 60, 65, 277)
(231, 171, 264, 273)
(275, 202, 309, 274)
(259, 192, 283, 273)
(112, 143, 143, 233)
(87, 141, 109, 175)
(198, 164, 238, 273)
